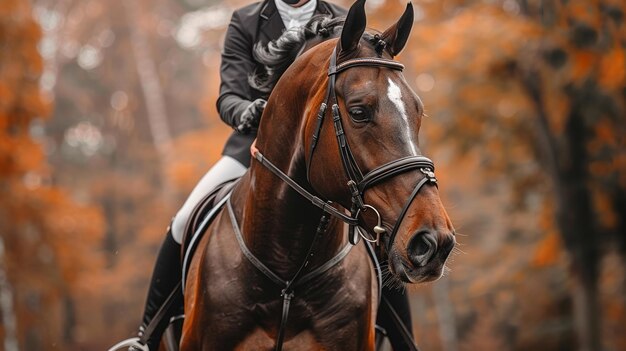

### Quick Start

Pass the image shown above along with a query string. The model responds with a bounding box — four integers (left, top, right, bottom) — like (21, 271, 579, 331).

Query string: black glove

(236, 99, 266, 134)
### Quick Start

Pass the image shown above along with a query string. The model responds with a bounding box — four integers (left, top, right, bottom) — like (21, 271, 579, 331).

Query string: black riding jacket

(216, 0, 346, 167)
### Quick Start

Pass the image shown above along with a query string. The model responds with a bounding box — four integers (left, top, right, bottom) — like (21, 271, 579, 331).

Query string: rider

(117, 0, 415, 349)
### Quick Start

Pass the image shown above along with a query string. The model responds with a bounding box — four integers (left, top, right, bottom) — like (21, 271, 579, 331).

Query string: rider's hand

(236, 99, 266, 134)
(250, 138, 259, 158)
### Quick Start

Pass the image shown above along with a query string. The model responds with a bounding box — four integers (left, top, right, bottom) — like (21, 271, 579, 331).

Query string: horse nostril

(440, 235, 455, 258)
(407, 231, 437, 267)
(410, 233, 430, 256)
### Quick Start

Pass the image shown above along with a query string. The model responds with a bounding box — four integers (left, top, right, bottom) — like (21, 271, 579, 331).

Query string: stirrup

(107, 337, 149, 351)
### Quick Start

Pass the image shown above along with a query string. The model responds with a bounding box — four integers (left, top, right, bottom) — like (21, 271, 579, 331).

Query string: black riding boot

(138, 229, 183, 350)
(377, 286, 415, 351)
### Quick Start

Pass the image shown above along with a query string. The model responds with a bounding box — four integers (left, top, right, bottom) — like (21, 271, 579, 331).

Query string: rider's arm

(216, 10, 255, 129)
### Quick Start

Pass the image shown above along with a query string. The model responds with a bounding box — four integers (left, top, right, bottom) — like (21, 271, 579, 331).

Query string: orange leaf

(599, 47, 625, 90)
(532, 232, 561, 267)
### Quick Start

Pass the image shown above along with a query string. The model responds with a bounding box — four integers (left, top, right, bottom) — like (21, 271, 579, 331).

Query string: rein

(233, 45, 433, 351)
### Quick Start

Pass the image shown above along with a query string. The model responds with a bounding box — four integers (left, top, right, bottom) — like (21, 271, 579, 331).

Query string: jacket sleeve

(216, 10, 255, 128)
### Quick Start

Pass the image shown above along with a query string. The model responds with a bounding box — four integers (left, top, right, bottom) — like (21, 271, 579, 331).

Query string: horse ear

(339, 0, 367, 56)
(380, 2, 414, 57)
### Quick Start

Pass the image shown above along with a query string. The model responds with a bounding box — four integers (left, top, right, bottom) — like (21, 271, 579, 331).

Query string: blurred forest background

(1, 0, 625, 350)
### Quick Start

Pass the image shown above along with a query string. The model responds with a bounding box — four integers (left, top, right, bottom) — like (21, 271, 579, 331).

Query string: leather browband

(329, 57, 405, 76)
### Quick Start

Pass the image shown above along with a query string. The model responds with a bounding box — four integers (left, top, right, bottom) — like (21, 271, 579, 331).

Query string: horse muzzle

(389, 229, 455, 283)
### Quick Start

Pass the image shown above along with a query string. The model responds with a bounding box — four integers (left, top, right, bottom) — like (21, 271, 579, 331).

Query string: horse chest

(203, 263, 372, 350)
(229, 294, 369, 351)
(234, 328, 326, 351)
(192, 204, 376, 350)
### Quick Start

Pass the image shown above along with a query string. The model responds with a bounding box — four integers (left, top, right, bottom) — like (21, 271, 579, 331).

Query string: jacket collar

(315, 0, 332, 15)
(259, 0, 284, 43)
(260, 0, 277, 20)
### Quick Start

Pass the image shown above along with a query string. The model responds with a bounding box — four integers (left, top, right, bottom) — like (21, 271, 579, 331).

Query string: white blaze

(387, 78, 418, 155)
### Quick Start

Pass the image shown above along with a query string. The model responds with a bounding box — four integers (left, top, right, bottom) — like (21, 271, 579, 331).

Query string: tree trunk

(611, 188, 626, 300)
(572, 267, 601, 351)
(521, 71, 603, 351)
(0, 237, 19, 351)
(122, 0, 175, 200)
(433, 279, 459, 351)
(62, 293, 76, 343)
(557, 85, 602, 351)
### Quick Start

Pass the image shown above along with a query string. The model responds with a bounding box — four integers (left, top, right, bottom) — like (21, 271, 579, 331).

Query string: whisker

(443, 202, 460, 210)
(452, 247, 467, 255)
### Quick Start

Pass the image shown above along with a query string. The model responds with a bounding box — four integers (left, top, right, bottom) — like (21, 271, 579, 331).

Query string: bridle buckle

(347, 180, 365, 210)
(420, 167, 437, 183)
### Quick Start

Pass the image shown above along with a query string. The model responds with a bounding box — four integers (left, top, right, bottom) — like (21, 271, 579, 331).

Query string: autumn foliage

(1, 0, 105, 349)
(1, 0, 625, 350)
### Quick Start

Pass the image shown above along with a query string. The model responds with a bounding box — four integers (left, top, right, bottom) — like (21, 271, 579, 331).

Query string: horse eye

(349, 107, 370, 123)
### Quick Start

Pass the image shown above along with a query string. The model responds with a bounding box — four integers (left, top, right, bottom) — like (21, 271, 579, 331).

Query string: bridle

(235, 44, 435, 351)
(305, 46, 438, 248)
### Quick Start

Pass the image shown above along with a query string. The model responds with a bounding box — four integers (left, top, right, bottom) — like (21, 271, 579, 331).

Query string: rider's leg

(135, 156, 247, 350)
(140, 229, 183, 350)
(377, 286, 414, 351)
(170, 155, 248, 244)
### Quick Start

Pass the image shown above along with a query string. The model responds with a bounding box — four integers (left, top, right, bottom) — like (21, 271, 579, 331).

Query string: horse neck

(232, 63, 345, 278)
(231, 154, 344, 280)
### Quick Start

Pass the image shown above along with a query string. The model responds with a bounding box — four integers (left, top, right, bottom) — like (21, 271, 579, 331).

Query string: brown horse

(181, 1, 455, 349)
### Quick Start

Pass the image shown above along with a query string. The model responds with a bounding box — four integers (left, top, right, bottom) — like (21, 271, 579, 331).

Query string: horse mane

(249, 15, 345, 93)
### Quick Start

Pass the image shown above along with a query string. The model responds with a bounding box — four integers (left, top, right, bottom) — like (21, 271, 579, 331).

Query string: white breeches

(171, 156, 247, 243)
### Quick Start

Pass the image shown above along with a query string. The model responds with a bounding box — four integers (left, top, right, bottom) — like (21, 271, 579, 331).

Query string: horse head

(306, 0, 455, 285)
(257, 0, 455, 286)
